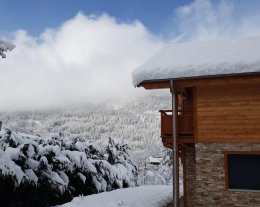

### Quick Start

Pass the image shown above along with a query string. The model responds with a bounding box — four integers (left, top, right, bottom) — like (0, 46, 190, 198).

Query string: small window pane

(228, 154, 260, 190)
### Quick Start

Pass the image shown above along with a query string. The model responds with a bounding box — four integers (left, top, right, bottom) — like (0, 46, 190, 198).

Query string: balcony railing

(160, 110, 194, 148)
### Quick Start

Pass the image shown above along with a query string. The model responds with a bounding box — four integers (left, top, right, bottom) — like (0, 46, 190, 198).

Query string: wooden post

(170, 80, 179, 207)
(0, 121, 2, 131)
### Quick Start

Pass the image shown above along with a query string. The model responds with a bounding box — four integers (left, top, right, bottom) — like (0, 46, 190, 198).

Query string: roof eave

(137, 71, 260, 89)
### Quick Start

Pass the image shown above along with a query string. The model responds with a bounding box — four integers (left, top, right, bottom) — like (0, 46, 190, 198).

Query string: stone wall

(195, 143, 260, 207)
(184, 144, 196, 207)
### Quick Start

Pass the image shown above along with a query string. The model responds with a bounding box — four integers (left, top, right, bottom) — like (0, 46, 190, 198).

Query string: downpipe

(170, 80, 179, 207)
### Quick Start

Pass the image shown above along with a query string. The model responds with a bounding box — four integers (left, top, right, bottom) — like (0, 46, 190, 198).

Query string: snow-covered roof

(132, 36, 260, 86)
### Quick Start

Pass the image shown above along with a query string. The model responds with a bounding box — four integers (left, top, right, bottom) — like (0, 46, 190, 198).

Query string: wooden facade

(146, 74, 260, 146)
(196, 84, 260, 143)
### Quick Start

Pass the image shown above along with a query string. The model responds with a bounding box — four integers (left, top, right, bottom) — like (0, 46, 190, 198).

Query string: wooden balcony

(160, 110, 194, 148)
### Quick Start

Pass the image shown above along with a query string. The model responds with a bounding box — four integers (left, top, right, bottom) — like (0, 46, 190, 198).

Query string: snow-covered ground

(58, 185, 172, 207)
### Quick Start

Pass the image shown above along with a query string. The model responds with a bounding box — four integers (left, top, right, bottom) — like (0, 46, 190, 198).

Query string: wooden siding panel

(197, 84, 260, 143)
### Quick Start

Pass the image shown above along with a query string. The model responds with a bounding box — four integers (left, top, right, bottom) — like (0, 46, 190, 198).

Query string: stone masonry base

(184, 143, 260, 207)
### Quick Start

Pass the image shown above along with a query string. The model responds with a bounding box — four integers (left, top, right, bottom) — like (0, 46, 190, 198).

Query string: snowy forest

(0, 93, 173, 206)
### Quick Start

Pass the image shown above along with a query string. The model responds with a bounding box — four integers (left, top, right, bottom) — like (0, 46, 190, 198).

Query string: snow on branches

(0, 40, 15, 58)
(0, 129, 138, 206)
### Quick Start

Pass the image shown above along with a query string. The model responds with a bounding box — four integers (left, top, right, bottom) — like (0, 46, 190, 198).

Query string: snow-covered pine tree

(0, 129, 139, 206)
(159, 148, 173, 184)
(105, 137, 138, 188)
(0, 39, 15, 58)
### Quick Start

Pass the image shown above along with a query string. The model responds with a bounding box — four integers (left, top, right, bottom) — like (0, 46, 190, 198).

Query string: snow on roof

(132, 36, 260, 86)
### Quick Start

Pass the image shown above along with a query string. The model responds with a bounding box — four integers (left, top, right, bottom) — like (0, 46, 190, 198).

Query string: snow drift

(59, 185, 172, 207)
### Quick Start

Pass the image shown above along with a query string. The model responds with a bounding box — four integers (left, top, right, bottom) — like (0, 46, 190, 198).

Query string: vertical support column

(170, 80, 179, 207)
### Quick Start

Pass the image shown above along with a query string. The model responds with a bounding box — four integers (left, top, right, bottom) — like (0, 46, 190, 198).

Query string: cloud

(173, 0, 260, 41)
(1, 1, 260, 111)
(0, 13, 164, 111)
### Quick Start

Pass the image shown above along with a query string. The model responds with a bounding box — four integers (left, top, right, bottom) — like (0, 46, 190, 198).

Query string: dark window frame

(224, 151, 260, 191)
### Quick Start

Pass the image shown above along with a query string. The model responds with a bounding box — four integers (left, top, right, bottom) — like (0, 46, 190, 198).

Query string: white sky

(1, 0, 260, 111)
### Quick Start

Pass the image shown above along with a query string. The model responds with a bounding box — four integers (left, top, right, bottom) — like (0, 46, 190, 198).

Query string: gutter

(136, 71, 260, 88)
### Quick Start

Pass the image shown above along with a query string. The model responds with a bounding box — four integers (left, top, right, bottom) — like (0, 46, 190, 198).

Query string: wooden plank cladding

(196, 84, 260, 143)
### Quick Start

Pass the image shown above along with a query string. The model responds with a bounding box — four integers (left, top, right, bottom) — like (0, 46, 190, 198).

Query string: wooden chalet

(132, 37, 260, 207)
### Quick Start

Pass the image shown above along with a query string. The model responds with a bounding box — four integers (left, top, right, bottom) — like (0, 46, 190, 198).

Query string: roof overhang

(137, 72, 260, 89)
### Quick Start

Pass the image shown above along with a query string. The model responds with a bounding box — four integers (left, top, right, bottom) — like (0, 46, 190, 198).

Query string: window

(224, 151, 260, 191)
